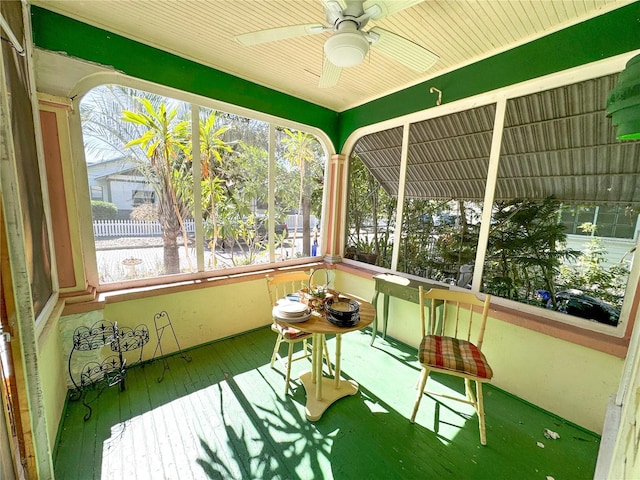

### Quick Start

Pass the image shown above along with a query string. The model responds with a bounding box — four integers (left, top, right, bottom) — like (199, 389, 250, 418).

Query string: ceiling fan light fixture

(324, 31, 370, 68)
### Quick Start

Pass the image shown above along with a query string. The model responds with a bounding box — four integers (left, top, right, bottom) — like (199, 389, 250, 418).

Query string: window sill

(335, 262, 632, 358)
(490, 303, 629, 358)
(62, 259, 325, 315)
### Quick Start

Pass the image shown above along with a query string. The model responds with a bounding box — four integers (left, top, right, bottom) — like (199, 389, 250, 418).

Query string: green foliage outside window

(91, 200, 118, 220)
(346, 155, 631, 326)
(483, 197, 579, 306)
(557, 223, 630, 310)
(82, 85, 325, 282)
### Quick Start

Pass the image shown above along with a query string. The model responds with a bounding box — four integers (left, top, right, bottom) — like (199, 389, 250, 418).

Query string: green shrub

(91, 200, 118, 220)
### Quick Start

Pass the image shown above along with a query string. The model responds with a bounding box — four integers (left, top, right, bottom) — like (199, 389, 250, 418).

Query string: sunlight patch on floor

(364, 398, 390, 414)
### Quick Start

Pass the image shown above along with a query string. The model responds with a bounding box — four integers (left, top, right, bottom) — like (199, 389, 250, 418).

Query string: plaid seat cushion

(419, 335, 493, 379)
(271, 322, 310, 340)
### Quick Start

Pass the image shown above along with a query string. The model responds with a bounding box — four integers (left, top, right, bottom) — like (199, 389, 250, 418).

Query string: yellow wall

(59, 278, 276, 387)
(333, 269, 624, 434)
(102, 279, 274, 359)
(53, 268, 623, 435)
(37, 303, 68, 452)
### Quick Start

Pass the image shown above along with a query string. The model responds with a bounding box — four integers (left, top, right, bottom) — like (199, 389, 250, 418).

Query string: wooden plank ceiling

(31, 0, 630, 112)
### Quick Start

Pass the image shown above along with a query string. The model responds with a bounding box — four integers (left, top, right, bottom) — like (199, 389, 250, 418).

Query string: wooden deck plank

(93, 380, 128, 479)
(75, 388, 101, 480)
(145, 357, 201, 479)
(52, 391, 85, 479)
(54, 326, 601, 480)
(212, 336, 295, 478)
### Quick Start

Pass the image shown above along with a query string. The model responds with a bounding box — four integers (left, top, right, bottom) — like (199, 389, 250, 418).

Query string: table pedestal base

(300, 371, 358, 421)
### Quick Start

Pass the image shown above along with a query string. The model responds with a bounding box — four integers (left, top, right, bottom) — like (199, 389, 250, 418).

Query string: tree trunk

(302, 195, 311, 255)
(162, 229, 180, 274)
(161, 207, 181, 274)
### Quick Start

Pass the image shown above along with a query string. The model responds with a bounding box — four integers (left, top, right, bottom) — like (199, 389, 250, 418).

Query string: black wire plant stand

(68, 320, 149, 420)
(151, 310, 191, 383)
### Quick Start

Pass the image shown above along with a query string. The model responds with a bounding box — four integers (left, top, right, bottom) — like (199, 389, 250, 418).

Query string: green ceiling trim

(30, 4, 640, 155)
(337, 2, 640, 151)
(30, 6, 339, 149)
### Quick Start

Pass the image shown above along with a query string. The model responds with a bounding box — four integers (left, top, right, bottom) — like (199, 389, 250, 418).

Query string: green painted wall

(337, 3, 640, 150)
(332, 270, 623, 434)
(30, 6, 339, 149)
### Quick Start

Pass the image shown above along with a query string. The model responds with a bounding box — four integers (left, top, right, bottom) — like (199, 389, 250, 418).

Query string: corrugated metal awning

(352, 74, 640, 205)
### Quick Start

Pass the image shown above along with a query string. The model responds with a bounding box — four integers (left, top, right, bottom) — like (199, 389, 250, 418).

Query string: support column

(323, 153, 347, 263)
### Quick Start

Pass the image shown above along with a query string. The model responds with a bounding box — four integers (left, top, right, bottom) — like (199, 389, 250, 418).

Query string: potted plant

(354, 238, 378, 265)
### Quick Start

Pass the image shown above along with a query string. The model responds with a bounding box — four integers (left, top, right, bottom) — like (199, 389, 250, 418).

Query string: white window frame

(68, 72, 334, 291)
(341, 50, 640, 338)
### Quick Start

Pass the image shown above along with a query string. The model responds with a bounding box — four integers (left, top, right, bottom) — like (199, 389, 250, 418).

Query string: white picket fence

(93, 220, 196, 237)
(93, 215, 318, 237)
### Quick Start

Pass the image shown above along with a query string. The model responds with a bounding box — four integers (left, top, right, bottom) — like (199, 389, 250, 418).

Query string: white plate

(277, 302, 308, 314)
(274, 307, 308, 319)
(272, 307, 311, 323)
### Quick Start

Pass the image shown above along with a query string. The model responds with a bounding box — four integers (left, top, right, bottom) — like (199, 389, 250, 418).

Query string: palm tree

(281, 128, 318, 256)
(198, 111, 233, 265)
(122, 98, 192, 274)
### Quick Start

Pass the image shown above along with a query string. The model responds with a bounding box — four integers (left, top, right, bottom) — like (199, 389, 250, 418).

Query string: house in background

(1, 1, 640, 478)
(86, 157, 155, 218)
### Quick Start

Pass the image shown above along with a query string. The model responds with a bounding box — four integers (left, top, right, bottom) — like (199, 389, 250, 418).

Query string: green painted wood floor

(54, 327, 600, 479)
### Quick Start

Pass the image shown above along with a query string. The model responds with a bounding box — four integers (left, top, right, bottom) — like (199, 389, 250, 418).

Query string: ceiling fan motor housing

(324, 20, 370, 68)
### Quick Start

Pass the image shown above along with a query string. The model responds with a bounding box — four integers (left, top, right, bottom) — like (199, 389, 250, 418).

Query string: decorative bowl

(325, 298, 360, 327)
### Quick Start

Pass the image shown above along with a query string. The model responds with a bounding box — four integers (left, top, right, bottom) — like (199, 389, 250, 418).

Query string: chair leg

(270, 334, 283, 368)
(410, 367, 429, 423)
(322, 337, 333, 376)
(476, 381, 487, 445)
(284, 341, 294, 395)
(464, 378, 476, 405)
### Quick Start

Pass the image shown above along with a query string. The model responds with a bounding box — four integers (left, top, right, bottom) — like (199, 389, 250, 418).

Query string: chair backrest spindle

(266, 271, 310, 307)
(418, 286, 491, 347)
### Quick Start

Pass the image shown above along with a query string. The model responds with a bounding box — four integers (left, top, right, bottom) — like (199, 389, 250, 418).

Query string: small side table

(276, 294, 375, 421)
(370, 274, 444, 345)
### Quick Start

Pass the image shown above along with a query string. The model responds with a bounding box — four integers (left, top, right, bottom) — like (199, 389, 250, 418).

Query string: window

(396, 106, 493, 283)
(560, 204, 638, 239)
(90, 185, 103, 200)
(346, 127, 401, 269)
(132, 190, 155, 207)
(80, 85, 326, 284)
(345, 72, 640, 335)
(346, 105, 494, 286)
(483, 75, 639, 329)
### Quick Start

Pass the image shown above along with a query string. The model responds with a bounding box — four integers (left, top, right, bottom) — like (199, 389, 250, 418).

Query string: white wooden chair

(266, 271, 332, 395)
(410, 287, 493, 445)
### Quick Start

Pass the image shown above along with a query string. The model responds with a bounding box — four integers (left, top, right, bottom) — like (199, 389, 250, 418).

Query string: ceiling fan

(235, 0, 439, 88)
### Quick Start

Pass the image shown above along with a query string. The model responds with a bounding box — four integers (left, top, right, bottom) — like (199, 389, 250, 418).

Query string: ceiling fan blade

(321, 0, 347, 15)
(364, 0, 425, 20)
(369, 27, 438, 73)
(318, 58, 342, 88)
(235, 24, 325, 46)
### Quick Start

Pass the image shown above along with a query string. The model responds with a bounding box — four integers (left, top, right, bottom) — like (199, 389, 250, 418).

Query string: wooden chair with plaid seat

(410, 286, 493, 445)
(266, 271, 332, 395)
